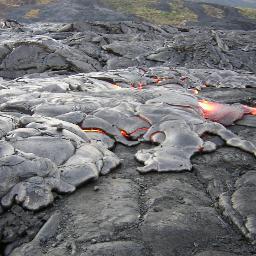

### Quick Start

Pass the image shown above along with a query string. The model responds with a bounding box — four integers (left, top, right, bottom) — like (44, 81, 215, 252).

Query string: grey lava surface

(0, 21, 256, 256)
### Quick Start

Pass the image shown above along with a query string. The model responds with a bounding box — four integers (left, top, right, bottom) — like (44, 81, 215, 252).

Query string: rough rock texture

(0, 21, 255, 79)
(0, 21, 256, 256)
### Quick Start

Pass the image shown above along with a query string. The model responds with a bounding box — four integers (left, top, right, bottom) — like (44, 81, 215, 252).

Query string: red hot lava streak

(82, 127, 149, 141)
(121, 127, 149, 140)
(251, 108, 256, 115)
(120, 129, 130, 138)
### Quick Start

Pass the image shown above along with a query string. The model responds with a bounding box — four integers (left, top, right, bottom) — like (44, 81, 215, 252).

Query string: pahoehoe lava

(0, 20, 256, 256)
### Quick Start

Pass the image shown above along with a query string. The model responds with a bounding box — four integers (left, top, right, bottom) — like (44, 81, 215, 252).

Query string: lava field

(0, 20, 256, 256)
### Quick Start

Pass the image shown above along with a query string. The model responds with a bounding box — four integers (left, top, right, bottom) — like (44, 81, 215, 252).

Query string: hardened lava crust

(0, 21, 256, 256)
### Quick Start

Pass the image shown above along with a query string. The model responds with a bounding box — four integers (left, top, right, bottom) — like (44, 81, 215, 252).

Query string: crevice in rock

(191, 152, 254, 245)
(0, 242, 6, 256)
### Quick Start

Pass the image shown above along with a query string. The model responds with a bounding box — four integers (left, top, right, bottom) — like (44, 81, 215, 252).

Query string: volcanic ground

(1, 20, 256, 256)
(1, 0, 256, 30)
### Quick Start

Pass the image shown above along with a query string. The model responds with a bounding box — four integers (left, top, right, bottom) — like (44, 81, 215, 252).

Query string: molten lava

(120, 129, 130, 138)
(199, 100, 256, 117)
(82, 126, 149, 142)
(198, 100, 218, 113)
(120, 127, 149, 140)
(198, 99, 256, 125)
(242, 105, 256, 116)
(82, 128, 107, 135)
(250, 107, 256, 115)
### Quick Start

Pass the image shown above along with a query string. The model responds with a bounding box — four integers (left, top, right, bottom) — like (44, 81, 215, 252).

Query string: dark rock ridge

(0, 21, 256, 256)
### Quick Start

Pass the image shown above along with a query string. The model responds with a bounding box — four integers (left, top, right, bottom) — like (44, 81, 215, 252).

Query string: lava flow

(120, 129, 130, 138)
(198, 100, 218, 113)
(83, 127, 149, 141)
(243, 105, 256, 115)
(198, 99, 256, 125)
(121, 127, 149, 140)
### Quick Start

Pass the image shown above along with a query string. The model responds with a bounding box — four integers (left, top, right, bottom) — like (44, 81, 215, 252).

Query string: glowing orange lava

(120, 127, 149, 139)
(198, 99, 256, 125)
(198, 100, 218, 113)
(120, 129, 130, 138)
(250, 107, 256, 115)
(242, 105, 256, 116)
(83, 127, 148, 141)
